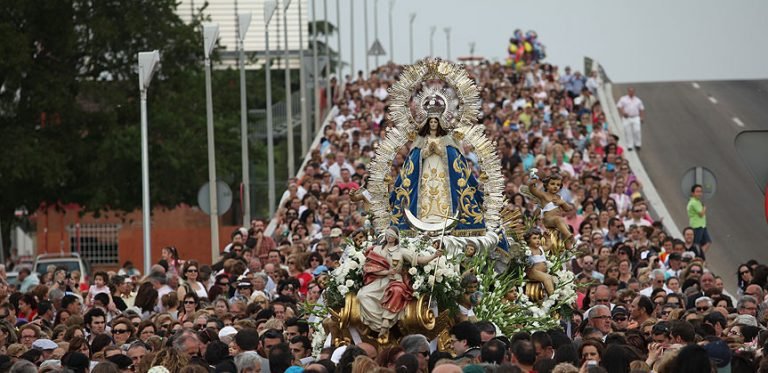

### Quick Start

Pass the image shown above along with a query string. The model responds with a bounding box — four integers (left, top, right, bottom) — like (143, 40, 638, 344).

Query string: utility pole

(429, 26, 436, 57)
(444, 27, 451, 60)
(298, 0, 309, 153)
(409, 13, 415, 63)
(283, 0, 295, 177)
(364, 0, 369, 76)
(350, 0, 355, 78)
(373, 0, 379, 67)
(388, 0, 394, 63)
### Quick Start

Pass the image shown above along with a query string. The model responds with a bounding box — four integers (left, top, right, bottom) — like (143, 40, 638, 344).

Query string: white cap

(218, 326, 239, 344)
(32, 339, 58, 350)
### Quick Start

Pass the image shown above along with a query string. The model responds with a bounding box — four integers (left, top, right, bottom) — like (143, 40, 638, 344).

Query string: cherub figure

(525, 168, 575, 248)
(524, 228, 555, 296)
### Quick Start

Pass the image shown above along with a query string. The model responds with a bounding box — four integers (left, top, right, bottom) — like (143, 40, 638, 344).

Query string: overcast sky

(327, 0, 768, 83)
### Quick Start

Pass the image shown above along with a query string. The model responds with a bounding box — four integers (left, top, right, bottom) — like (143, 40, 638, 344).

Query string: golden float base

(325, 293, 454, 350)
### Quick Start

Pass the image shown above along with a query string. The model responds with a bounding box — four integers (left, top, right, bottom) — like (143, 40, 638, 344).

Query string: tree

(0, 0, 285, 254)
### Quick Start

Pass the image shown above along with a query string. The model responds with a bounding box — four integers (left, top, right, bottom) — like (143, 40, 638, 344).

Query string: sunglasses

(113, 329, 130, 334)
(187, 269, 198, 273)
(740, 271, 751, 275)
(613, 316, 627, 322)
(185, 300, 197, 305)
(696, 306, 710, 312)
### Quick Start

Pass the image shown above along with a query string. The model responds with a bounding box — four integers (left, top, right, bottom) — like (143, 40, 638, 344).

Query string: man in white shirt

(327, 153, 355, 181)
(616, 87, 645, 151)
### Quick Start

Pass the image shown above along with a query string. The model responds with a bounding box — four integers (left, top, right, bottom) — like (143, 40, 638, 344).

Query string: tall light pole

(283, 0, 295, 177)
(409, 13, 415, 63)
(312, 0, 320, 133)
(388, 0, 394, 63)
(373, 0, 379, 67)
(202, 22, 220, 260)
(363, 0, 369, 76)
(429, 26, 436, 57)
(469, 41, 475, 59)
(298, 0, 309, 154)
(349, 0, 355, 79)
(237, 13, 252, 227)
(335, 0, 342, 82)
(137, 50, 160, 275)
(444, 27, 451, 60)
(265, 1, 278, 214)
(323, 0, 331, 109)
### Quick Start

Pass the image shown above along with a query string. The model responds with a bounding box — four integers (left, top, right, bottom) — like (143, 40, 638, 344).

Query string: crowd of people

(0, 53, 767, 373)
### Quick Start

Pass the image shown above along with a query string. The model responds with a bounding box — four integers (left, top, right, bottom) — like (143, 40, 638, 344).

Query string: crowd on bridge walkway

(1, 58, 767, 373)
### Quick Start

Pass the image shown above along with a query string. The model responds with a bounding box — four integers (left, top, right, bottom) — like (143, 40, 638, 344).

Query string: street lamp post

(323, 0, 331, 109)
(364, 0, 369, 76)
(202, 22, 220, 261)
(444, 27, 451, 60)
(470, 41, 476, 59)
(335, 0, 342, 81)
(373, 0, 379, 67)
(312, 0, 320, 133)
(429, 26, 436, 57)
(137, 50, 160, 276)
(409, 13, 415, 63)
(237, 13, 252, 227)
(283, 0, 295, 177)
(350, 0, 354, 78)
(265, 1, 278, 214)
(388, 0, 394, 63)
(298, 0, 309, 154)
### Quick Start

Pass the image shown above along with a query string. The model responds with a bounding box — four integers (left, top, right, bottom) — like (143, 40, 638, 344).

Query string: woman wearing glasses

(177, 292, 200, 324)
(178, 261, 208, 303)
(110, 318, 136, 347)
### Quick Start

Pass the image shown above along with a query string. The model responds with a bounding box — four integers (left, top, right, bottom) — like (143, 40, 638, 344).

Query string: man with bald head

(592, 285, 613, 309)
(432, 363, 462, 373)
(686, 271, 716, 309)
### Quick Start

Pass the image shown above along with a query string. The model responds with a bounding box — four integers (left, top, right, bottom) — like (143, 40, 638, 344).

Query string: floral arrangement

(311, 326, 327, 358)
(324, 238, 369, 309)
(472, 234, 578, 334)
(400, 236, 462, 312)
(323, 234, 462, 312)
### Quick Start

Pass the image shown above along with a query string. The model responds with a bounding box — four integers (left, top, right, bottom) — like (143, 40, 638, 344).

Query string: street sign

(368, 39, 386, 56)
(197, 181, 233, 216)
(680, 166, 717, 200)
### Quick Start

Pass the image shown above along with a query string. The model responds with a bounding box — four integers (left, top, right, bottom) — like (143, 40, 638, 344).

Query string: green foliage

(0, 0, 295, 249)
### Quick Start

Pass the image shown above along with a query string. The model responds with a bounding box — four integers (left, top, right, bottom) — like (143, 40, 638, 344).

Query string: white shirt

(328, 162, 355, 181)
(616, 95, 645, 117)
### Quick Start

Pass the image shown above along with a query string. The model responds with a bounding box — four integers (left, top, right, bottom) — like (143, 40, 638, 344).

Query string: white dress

(356, 244, 417, 332)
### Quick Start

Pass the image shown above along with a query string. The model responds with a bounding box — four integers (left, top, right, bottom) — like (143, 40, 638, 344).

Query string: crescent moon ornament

(404, 208, 460, 235)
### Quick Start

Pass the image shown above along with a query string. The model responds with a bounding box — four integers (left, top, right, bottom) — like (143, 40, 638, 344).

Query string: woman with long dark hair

(134, 282, 158, 317)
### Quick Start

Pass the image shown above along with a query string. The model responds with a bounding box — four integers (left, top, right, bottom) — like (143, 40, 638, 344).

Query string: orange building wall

(33, 204, 237, 270)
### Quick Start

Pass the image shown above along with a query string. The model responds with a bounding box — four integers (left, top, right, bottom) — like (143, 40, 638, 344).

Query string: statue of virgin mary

(389, 93, 486, 236)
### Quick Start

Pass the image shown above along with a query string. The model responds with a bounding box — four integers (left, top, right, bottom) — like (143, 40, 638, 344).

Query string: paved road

(614, 81, 768, 292)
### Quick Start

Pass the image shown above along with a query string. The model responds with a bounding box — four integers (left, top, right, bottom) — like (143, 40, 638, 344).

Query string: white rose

(428, 275, 435, 286)
(338, 285, 349, 295)
(347, 261, 359, 269)
(408, 267, 418, 275)
(345, 280, 355, 288)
